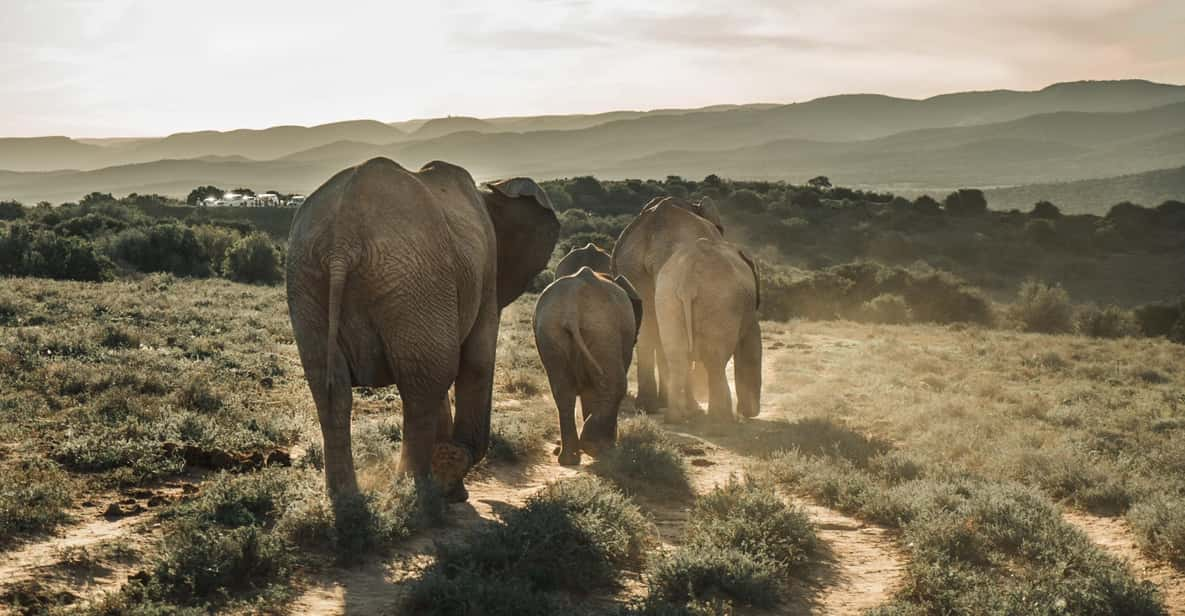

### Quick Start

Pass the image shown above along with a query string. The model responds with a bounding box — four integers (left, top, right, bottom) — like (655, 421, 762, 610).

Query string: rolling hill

(984, 166, 1185, 213)
(1, 80, 1183, 208)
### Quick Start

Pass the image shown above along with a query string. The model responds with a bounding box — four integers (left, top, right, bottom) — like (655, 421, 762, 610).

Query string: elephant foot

(443, 481, 469, 504)
(431, 442, 472, 492)
(580, 438, 614, 457)
(558, 450, 582, 466)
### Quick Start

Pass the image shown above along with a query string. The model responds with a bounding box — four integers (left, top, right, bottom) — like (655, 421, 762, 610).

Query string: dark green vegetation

(642, 478, 816, 610)
(590, 416, 692, 497)
(81, 470, 420, 614)
(0, 193, 285, 282)
(404, 476, 650, 615)
(3, 80, 1185, 205)
(0, 276, 301, 543)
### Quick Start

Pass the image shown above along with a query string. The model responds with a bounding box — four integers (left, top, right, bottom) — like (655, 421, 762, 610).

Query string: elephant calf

(534, 267, 642, 465)
(655, 238, 762, 422)
(555, 242, 612, 278)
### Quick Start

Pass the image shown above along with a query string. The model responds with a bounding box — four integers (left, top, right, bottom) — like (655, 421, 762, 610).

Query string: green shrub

(222, 233, 283, 284)
(1076, 304, 1140, 339)
(52, 428, 184, 482)
(1133, 301, 1183, 338)
(111, 223, 211, 277)
(99, 324, 140, 349)
(648, 548, 778, 608)
(0, 458, 72, 544)
(1024, 218, 1058, 246)
(902, 270, 993, 325)
(560, 231, 616, 254)
(434, 476, 648, 593)
(590, 416, 691, 496)
(1009, 280, 1073, 333)
(687, 478, 816, 570)
(147, 521, 290, 605)
(406, 476, 649, 613)
(0, 223, 112, 281)
(0, 200, 25, 220)
(279, 480, 419, 564)
(1128, 493, 1185, 565)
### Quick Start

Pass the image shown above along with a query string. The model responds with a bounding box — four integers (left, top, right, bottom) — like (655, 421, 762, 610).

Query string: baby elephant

(534, 267, 642, 465)
(656, 238, 762, 422)
(555, 242, 612, 278)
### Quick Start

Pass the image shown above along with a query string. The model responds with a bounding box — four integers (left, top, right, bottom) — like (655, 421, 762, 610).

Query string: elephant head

(640, 196, 724, 234)
(613, 274, 643, 342)
(695, 197, 724, 234)
(482, 178, 561, 308)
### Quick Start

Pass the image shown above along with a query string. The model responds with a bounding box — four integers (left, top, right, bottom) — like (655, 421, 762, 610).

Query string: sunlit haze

(2, 0, 1183, 137)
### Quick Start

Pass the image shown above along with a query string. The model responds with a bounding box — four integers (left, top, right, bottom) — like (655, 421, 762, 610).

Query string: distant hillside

(4, 79, 1185, 175)
(610, 102, 1185, 187)
(985, 166, 1185, 214)
(410, 116, 496, 140)
(0, 137, 108, 172)
(3, 80, 1185, 204)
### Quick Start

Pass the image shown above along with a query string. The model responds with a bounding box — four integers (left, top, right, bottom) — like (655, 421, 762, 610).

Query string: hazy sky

(2, 0, 1183, 137)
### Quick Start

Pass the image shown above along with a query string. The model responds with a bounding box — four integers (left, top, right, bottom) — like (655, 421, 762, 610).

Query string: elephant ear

(482, 178, 560, 308)
(486, 178, 555, 211)
(737, 249, 760, 309)
(696, 197, 724, 234)
(614, 274, 644, 340)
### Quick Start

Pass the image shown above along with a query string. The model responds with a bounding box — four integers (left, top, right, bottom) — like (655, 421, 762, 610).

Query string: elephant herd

(287, 158, 761, 505)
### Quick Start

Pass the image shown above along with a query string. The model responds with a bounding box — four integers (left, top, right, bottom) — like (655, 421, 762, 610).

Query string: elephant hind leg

(704, 353, 734, 422)
(310, 346, 359, 504)
(539, 338, 581, 465)
(735, 318, 762, 419)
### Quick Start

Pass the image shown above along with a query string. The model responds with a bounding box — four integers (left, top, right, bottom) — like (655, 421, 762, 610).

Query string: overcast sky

(2, 0, 1182, 137)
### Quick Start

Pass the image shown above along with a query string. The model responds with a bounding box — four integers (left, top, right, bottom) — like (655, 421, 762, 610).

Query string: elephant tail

(325, 253, 351, 393)
(568, 325, 604, 381)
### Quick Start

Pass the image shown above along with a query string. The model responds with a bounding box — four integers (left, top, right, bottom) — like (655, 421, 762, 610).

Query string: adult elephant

(655, 237, 762, 422)
(534, 267, 642, 465)
(286, 157, 559, 504)
(612, 197, 723, 412)
(555, 242, 612, 278)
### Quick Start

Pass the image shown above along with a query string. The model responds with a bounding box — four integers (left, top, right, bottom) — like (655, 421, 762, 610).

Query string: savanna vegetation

(2, 174, 1184, 614)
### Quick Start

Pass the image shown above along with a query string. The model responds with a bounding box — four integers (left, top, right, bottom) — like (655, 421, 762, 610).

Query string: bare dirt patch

(1064, 511, 1185, 616)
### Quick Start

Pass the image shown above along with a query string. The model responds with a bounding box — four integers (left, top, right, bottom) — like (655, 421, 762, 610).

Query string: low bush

(0, 458, 72, 544)
(223, 233, 283, 284)
(647, 548, 779, 609)
(1128, 493, 1185, 565)
(1009, 279, 1074, 333)
(686, 478, 816, 570)
(1076, 304, 1140, 339)
(590, 416, 692, 496)
(405, 476, 650, 613)
(110, 223, 210, 277)
(1134, 301, 1183, 338)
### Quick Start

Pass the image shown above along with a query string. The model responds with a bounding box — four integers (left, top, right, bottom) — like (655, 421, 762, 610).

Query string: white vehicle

(286, 195, 306, 208)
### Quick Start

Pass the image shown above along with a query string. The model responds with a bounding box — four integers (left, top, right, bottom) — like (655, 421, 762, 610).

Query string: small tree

(229, 187, 256, 197)
(186, 186, 224, 206)
(1030, 200, 1061, 219)
(79, 192, 116, 208)
(1009, 280, 1073, 334)
(0, 200, 24, 221)
(913, 195, 941, 216)
(728, 189, 765, 213)
(943, 189, 987, 216)
(223, 233, 283, 284)
(807, 176, 831, 190)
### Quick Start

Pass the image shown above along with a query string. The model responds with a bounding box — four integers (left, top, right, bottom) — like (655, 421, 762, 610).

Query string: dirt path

(1063, 511, 1185, 616)
(0, 500, 159, 613)
(288, 462, 580, 616)
(666, 428, 905, 615)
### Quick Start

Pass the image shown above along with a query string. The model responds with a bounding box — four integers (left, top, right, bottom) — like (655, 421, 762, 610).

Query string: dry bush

(1008, 280, 1073, 333)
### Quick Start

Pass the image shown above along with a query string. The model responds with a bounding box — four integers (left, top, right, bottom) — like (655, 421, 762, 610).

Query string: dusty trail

(1064, 511, 1185, 616)
(665, 427, 905, 615)
(288, 462, 579, 616)
(0, 486, 180, 611)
